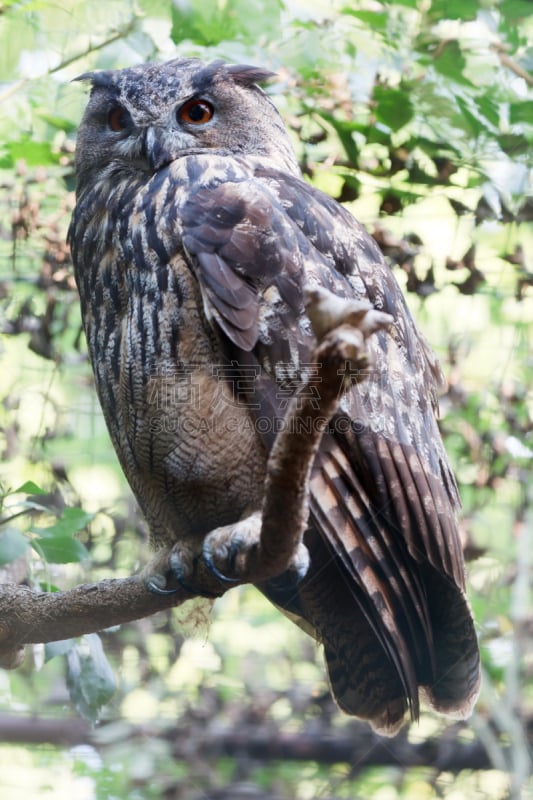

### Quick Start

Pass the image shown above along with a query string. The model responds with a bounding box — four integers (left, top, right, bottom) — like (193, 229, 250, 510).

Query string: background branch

(0, 712, 504, 773)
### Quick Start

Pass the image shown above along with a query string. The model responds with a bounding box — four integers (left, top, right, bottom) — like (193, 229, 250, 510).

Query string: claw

(202, 538, 241, 584)
(168, 550, 220, 597)
(145, 550, 220, 598)
(145, 565, 194, 595)
(203, 554, 241, 584)
(145, 577, 181, 596)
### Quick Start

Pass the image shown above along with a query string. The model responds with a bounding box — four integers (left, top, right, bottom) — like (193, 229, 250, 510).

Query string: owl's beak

(144, 127, 173, 171)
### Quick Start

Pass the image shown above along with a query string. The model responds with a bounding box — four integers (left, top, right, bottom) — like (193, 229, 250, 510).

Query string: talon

(168, 550, 220, 597)
(145, 567, 191, 596)
(202, 539, 241, 584)
(168, 549, 191, 584)
(145, 577, 181, 596)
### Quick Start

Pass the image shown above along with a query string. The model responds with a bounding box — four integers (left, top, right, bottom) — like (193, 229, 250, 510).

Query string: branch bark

(0, 289, 391, 667)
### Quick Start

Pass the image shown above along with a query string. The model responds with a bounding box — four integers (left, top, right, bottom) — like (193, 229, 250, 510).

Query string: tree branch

(0, 712, 500, 773)
(0, 288, 391, 667)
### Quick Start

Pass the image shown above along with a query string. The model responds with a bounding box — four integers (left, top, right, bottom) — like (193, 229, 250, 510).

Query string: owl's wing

(179, 177, 307, 352)
(178, 161, 480, 734)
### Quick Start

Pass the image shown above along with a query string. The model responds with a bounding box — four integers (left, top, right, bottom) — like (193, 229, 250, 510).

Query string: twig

(494, 47, 533, 88)
(0, 21, 137, 106)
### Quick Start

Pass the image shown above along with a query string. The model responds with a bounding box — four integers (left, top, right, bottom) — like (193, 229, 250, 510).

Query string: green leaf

(456, 95, 483, 137)
(12, 481, 46, 495)
(171, 0, 281, 46)
(498, 133, 531, 156)
(474, 94, 501, 129)
(342, 9, 388, 29)
(37, 581, 61, 593)
(37, 113, 77, 134)
(509, 101, 533, 125)
(428, 0, 479, 20)
(500, 0, 533, 22)
(314, 111, 362, 166)
(31, 534, 89, 564)
(45, 638, 75, 662)
(32, 507, 95, 538)
(373, 86, 414, 131)
(0, 138, 60, 168)
(434, 41, 474, 86)
(0, 528, 28, 565)
(66, 634, 116, 723)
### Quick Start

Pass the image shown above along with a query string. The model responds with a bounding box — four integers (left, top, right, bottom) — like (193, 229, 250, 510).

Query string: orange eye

(178, 98, 214, 125)
(108, 106, 131, 132)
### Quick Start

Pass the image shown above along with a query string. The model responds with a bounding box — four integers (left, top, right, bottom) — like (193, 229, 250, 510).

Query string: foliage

(0, 0, 532, 798)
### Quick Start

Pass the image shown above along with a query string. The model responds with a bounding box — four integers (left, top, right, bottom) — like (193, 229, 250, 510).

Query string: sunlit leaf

(32, 507, 95, 538)
(31, 534, 89, 564)
(0, 139, 60, 168)
(12, 481, 46, 495)
(171, 0, 282, 46)
(342, 9, 388, 29)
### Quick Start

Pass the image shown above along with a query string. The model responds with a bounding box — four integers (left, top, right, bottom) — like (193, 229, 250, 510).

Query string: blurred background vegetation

(0, 0, 532, 798)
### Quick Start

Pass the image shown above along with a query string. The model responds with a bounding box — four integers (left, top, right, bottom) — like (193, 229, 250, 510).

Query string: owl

(68, 58, 480, 736)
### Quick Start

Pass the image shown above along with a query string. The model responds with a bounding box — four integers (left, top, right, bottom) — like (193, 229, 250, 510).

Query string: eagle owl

(68, 58, 480, 735)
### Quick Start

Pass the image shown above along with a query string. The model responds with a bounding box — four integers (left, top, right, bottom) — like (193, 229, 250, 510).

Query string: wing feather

(175, 155, 479, 731)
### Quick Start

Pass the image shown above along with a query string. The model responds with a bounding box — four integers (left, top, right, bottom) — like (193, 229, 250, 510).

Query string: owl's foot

(203, 512, 310, 585)
(143, 542, 220, 598)
(143, 511, 309, 598)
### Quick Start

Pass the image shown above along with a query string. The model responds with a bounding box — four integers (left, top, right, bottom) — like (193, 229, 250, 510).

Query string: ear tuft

(72, 71, 115, 90)
(225, 64, 277, 86)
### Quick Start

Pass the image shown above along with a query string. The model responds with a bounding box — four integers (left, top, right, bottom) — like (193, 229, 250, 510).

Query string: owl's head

(73, 58, 299, 187)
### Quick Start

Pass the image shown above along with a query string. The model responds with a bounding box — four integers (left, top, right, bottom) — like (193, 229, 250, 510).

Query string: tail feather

(260, 430, 480, 736)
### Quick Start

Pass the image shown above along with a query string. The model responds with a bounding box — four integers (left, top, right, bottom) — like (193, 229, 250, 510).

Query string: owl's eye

(108, 106, 132, 133)
(178, 98, 214, 125)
